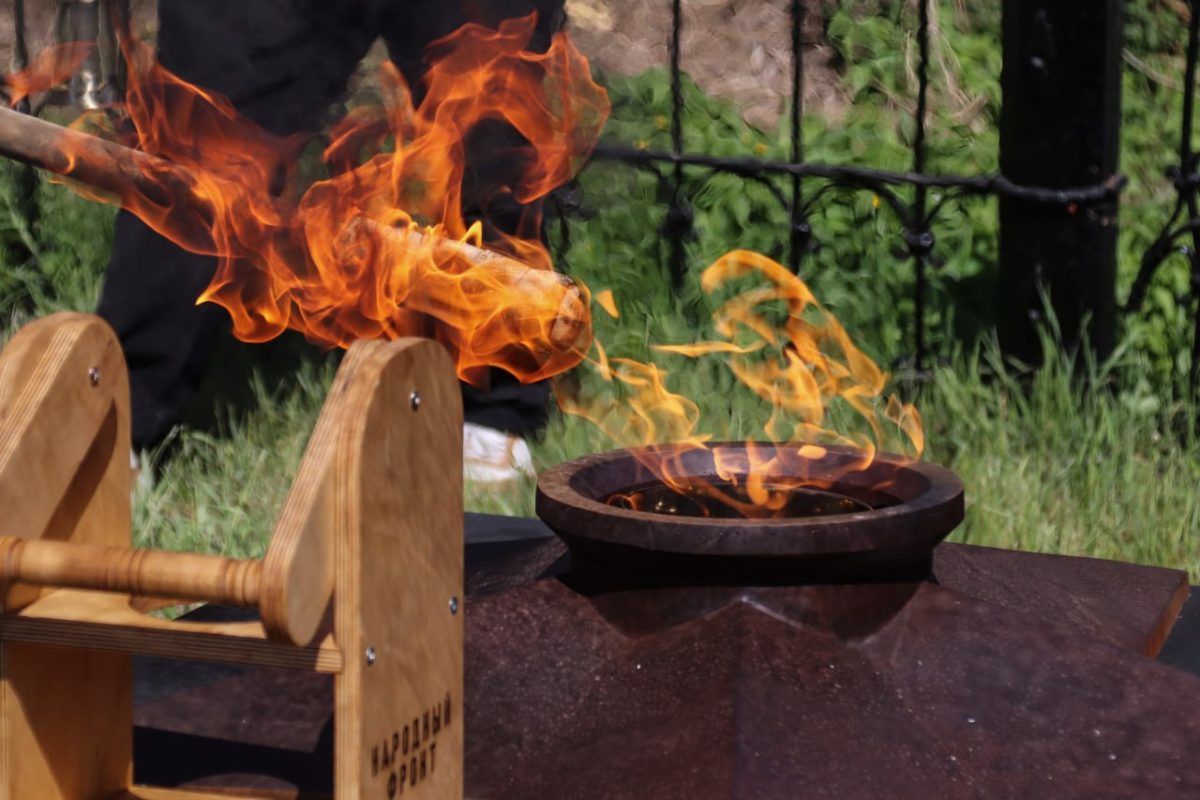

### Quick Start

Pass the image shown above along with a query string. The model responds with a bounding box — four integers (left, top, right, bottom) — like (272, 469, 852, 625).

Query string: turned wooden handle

(0, 106, 588, 352)
(349, 219, 589, 353)
(0, 105, 187, 209)
(0, 536, 262, 608)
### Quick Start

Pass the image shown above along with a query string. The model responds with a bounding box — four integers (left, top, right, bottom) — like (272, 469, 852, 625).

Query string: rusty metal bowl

(536, 442, 964, 584)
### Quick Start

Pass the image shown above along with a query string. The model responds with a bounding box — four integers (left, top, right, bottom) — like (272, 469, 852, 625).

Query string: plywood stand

(0, 313, 464, 799)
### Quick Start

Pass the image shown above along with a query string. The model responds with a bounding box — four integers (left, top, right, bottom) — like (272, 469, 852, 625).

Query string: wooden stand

(0, 313, 464, 799)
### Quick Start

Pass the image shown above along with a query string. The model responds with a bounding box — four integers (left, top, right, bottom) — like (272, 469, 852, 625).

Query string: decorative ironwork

(4, 1, 1198, 386)
(553, 0, 1198, 387)
(1127, 0, 1200, 393)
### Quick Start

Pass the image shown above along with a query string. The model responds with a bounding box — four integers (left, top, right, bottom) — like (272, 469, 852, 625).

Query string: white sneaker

(463, 422, 535, 483)
(131, 449, 155, 494)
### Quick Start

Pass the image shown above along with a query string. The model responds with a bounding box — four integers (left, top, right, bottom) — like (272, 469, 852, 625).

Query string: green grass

(0, 3, 1197, 581)
(928, 335, 1200, 577)
(113, 315, 1200, 582)
(132, 363, 332, 559)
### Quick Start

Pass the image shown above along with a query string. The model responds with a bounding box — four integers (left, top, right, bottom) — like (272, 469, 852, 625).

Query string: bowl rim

(535, 442, 965, 558)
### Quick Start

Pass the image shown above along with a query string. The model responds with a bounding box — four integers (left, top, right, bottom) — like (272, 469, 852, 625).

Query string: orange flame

(559, 251, 924, 517)
(65, 15, 607, 384)
(33, 17, 923, 517)
(3, 42, 94, 107)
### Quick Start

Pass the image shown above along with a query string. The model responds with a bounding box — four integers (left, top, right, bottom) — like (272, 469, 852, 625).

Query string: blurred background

(0, 0, 1197, 582)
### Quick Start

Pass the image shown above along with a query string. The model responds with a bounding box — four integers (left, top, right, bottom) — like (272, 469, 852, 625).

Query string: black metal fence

(8, 1, 1200, 389)
(553, 0, 1200, 392)
(1129, 0, 1200, 393)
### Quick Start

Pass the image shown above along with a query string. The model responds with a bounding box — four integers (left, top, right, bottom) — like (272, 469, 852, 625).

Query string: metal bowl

(536, 442, 964, 584)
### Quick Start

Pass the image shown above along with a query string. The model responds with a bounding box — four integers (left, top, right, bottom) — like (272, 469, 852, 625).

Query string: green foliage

(927, 328, 1200, 578)
(570, 1, 1013, 371)
(29, 175, 117, 312)
(0, 2, 1197, 581)
(1115, 18, 1199, 390)
(564, 0, 1200, 398)
(133, 362, 330, 556)
(1125, 1, 1190, 57)
(0, 164, 116, 320)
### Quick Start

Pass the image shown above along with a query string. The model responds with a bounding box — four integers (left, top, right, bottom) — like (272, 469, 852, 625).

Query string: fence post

(998, 0, 1122, 363)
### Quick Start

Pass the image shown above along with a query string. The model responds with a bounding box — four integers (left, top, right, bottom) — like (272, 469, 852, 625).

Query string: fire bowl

(536, 443, 964, 583)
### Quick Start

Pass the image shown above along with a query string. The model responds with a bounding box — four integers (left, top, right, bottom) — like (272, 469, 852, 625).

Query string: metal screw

(410, 390, 421, 411)
(449, 596, 459, 615)
(88, 367, 100, 387)
(365, 646, 377, 666)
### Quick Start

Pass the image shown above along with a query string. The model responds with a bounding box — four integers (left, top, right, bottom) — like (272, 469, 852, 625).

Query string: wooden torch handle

(0, 105, 191, 208)
(0, 535, 262, 608)
(0, 106, 588, 351)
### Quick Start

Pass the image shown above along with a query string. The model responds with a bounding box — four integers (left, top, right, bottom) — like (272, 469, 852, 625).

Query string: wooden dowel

(0, 105, 189, 209)
(348, 219, 589, 353)
(0, 536, 262, 608)
(0, 106, 588, 352)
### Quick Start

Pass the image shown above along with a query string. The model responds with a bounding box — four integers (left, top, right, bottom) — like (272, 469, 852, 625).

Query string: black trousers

(97, 0, 564, 450)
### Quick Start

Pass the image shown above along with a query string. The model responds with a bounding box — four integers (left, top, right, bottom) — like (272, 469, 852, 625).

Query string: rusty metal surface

(130, 514, 1200, 798)
(464, 578, 1200, 798)
(133, 606, 332, 792)
(460, 526, 1194, 657)
(505, 445, 1200, 796)
(136, 664, 331, 753)
(464, 537, 568, 599)
(934, 542, 1191, 657)
(134, 678, 332, 793)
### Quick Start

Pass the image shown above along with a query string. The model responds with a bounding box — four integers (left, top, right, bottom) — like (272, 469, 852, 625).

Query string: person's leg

(98, 218, 227, 450)
(379, 0, 566, 452)
(96, 0, 375, 450)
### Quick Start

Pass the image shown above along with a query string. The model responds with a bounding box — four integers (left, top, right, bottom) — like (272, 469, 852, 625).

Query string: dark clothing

(97, 0, 564, 449)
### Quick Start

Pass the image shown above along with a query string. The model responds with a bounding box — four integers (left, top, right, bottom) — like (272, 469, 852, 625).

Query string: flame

(28, 17, 924, 518)
(559, 250, 924, 517)
(63, 15, 607, 384)
(3, 42, 94, 107)
(594, 289, 619, 319)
